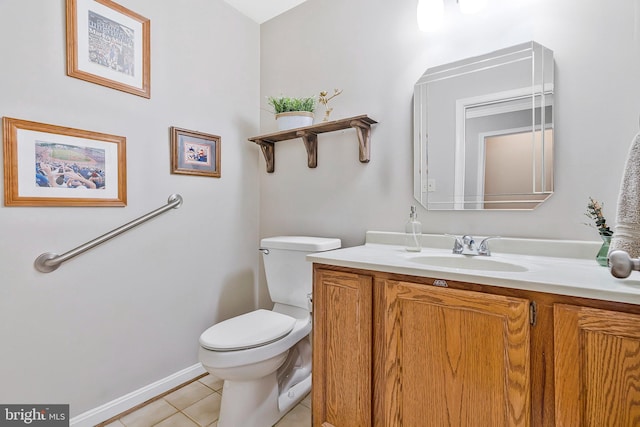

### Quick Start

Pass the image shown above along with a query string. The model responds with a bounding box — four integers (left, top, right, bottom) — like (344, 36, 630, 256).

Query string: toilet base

(217, 371, 311, 427)
(278, 374, 311, 415)
(218, 373, 278, 427)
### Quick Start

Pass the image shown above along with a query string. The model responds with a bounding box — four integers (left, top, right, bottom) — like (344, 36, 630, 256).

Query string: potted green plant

(267, 95, 316, 130)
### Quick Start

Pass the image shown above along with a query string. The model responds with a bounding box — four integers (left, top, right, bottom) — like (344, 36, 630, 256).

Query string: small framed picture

(2, 117, 127, 207)
(170, 127, 221, 178)
(66, 0, 151, 98)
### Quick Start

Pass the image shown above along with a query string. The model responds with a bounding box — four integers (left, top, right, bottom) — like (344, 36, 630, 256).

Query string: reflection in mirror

(413, 41, 554, 210)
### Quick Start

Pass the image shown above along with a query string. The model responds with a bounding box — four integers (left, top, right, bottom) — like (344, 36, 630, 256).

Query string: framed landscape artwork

(66, 0, 151, 98)
(2, 117, 127, 207)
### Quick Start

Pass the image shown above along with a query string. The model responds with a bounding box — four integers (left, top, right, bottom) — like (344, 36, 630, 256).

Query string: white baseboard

(70, 363, 207, 427)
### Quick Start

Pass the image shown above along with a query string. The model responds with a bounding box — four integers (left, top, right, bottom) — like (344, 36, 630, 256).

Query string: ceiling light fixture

(457, 0, 488, 14)
(417, 0, 445, 32)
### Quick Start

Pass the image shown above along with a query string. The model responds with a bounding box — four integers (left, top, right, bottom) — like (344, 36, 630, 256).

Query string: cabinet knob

(609, 250, 640, 278)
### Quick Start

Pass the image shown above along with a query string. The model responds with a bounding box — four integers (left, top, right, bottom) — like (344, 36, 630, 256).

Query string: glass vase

(596, 235, 612, 267)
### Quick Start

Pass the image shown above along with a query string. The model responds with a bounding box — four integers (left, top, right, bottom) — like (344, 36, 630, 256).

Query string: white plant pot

(275, 111, 314, 131)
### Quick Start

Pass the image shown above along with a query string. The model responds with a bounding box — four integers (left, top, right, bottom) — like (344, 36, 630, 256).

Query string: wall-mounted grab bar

(34, 194, 183, 273)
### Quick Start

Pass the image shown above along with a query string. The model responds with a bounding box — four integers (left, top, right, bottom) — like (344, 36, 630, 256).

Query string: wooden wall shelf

(248, 114, 377, 173)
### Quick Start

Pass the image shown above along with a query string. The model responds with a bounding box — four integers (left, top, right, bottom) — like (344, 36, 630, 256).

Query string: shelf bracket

(298, 131, 318, 168)
(350, 119, 372, 163)
(257, 140, 275, 173)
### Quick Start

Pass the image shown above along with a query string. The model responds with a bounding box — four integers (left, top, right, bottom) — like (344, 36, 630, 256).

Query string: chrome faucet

(452, 235, 475, 254)
(451, 235, 499, 256)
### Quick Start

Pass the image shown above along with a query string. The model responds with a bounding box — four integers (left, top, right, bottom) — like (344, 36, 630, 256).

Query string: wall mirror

(413, 41, 554, 210)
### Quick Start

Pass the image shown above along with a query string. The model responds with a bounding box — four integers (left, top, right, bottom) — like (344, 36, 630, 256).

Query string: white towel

(610, 132, 640, 258)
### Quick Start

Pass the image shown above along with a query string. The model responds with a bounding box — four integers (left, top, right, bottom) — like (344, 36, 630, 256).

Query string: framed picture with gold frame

(2, 117, 127, 207)
(66, 0, 151, 98)
(170, 127, 221, 178)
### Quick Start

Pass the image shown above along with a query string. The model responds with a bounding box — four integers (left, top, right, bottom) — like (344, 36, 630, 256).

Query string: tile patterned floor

(102, 374, 311, 427)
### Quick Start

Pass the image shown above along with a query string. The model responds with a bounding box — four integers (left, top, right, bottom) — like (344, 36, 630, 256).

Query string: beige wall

(3, 0, 640, 419)
(484, 129, 553, 209)
(259, 0, 640, 246)
(0, 0, 260, 417)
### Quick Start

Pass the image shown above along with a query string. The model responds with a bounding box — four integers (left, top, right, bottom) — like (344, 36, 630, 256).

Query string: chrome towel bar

(34, 194, 183, 273)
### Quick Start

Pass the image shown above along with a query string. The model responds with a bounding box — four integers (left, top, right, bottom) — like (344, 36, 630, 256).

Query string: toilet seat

(200, 309, 296, 351)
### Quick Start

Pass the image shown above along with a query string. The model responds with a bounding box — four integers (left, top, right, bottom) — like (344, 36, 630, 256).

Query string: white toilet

(198, 236, 341, 427)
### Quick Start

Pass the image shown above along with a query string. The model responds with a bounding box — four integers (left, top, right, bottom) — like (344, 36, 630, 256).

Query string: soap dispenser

(405, 205, 422, 252)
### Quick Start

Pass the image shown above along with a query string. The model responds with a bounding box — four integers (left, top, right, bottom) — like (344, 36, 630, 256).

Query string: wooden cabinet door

(312, 268, 373, 427)
(554, 304, 640, 426)
(379, 280, 531, 427)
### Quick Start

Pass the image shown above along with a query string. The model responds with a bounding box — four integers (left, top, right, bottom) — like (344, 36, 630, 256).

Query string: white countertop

(307, 231, 640, 305)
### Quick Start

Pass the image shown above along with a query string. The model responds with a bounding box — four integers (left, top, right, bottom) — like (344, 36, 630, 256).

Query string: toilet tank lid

(260, 236, 341, 252)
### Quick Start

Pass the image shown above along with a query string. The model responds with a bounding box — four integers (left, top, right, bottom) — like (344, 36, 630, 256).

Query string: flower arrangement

(267, 96, 316, 114)
(318, 89, 343, 122)
(585, 197, 613, 237)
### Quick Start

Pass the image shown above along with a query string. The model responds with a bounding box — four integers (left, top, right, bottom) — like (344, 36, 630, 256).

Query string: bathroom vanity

(308, 232, 640, 427)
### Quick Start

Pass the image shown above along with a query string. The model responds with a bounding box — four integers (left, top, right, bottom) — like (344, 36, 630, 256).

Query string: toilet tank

(260, 236, 341, 309)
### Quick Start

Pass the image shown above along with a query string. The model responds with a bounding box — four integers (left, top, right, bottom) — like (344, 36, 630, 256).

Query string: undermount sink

(409, 255, 529, 272)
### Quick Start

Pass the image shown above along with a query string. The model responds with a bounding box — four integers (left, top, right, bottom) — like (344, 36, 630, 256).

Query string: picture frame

(170, 127, 221, 178)
(2, 117, 127, 207)
(66, 0, 151, 98)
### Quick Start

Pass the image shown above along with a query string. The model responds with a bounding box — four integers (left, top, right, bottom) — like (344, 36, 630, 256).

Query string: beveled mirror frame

(413, 41, 554, 210)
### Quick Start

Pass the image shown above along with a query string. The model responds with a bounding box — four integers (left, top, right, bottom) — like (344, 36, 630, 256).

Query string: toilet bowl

(198, 236, 340, 427)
